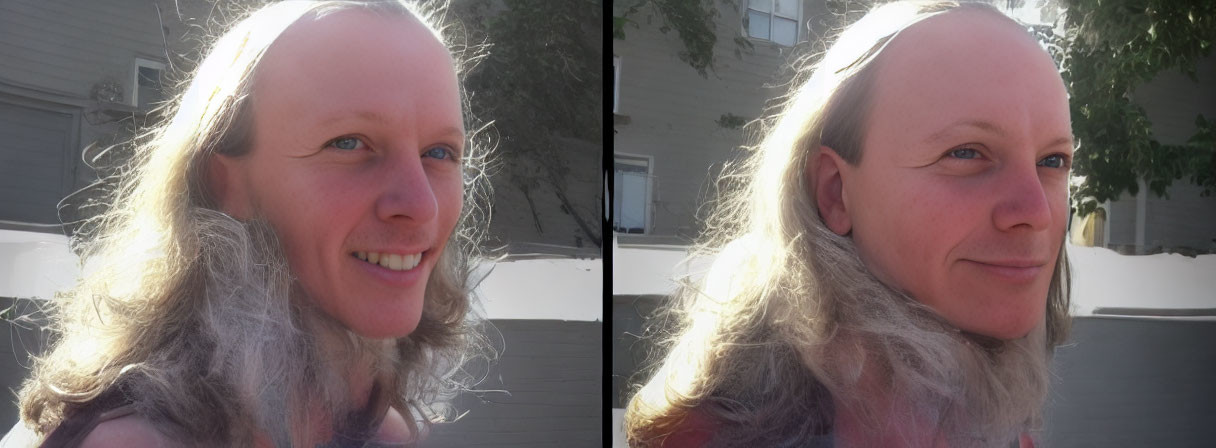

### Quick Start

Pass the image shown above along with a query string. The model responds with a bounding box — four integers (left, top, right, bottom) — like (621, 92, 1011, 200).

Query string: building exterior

(613, 0, 1216, 252)
(612, 0, 829, 243)
(1094, 53, 1216, 255)
(0, 0, 182, 231)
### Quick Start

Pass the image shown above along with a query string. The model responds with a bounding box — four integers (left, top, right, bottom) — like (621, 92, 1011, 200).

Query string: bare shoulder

(78, 415, 176, 448)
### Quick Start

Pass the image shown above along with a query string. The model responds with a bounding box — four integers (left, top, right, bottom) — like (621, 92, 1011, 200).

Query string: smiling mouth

(352, 251, 422, 271)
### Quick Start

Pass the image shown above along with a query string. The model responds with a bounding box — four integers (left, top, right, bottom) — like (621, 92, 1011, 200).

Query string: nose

(991, 165, 1053, 232)
(375, 152, 437, 224)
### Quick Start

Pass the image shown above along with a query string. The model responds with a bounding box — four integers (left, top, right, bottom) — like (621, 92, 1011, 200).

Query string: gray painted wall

(0, 306, 601, 446)
(429, 319, 602, 447)
(1043, 317, 1216, 447)
(612, 0, 828, 239)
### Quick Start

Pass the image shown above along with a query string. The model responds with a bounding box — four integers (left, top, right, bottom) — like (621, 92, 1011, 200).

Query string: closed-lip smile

(964, 259, 1047, 282)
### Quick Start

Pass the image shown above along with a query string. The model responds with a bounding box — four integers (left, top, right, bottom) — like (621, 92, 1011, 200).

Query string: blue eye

(948, 147, 980, 160)
(424, 146, 457, 161)
(327, 136, 364, 151)
(1038, 154, 1068, 169)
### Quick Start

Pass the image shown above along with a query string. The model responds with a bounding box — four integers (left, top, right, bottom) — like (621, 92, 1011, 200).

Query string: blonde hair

(17, 1, 493, 445)
(625, 2, 1072, 446)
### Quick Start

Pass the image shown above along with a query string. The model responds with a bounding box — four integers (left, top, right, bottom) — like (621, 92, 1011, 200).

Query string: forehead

(251, 9, 461, 128)
(867, 10, 1069, 141)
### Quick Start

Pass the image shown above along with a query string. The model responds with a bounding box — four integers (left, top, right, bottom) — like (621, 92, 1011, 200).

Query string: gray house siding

(1102, 53, 1216, 253)
(0, 0, 166, 101)
(0, 0, 174, 231)
(613, 0, 827, 239)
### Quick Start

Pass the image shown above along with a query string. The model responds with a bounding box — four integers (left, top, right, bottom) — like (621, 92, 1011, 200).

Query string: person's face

(837, 11, 1072, 340)
(213, 10, 465, 339)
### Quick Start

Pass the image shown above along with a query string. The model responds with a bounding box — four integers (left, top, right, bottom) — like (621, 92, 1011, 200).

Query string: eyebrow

(318, 110, 466, 141)
(924, 119, 1074, 150)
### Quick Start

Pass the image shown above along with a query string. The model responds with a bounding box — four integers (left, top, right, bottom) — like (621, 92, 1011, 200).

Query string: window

(613, 154, 652, 234)
(745, 0, 800, 46)
(132, 58, 166, 109)
(613, 56, 621, 114)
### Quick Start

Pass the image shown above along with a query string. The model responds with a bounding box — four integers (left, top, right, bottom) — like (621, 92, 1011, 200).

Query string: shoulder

(370, 406, 422, 446)
(78, 415, 174, 448)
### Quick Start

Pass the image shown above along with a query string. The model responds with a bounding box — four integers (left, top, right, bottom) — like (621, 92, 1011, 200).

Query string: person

(624, 1, 1073, 447)
(4, 1, 493, 446)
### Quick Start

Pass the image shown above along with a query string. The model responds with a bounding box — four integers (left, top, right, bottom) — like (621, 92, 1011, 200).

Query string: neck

(252, 353, 390, 447)
(833, 395, 948, 448)
(831, 360, 948, 448)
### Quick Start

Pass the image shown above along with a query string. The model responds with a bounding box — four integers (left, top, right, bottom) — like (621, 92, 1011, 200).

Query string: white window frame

(613, 55, 621, 114)
(744, 0, 802, 47)
(613, 153, 653, 235)
(131, 57, 167, 108)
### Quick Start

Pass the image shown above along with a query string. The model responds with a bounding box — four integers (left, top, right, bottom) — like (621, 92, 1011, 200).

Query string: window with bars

(745, 0, 800, 46)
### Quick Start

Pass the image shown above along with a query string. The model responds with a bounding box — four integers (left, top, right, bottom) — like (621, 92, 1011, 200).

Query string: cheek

(256, 169, 361, 289)
(434, 174, 464, 233)
(850, 174, 977, 291)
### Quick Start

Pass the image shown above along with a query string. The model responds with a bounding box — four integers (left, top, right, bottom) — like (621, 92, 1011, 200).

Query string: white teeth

(359, 251, 422, 271)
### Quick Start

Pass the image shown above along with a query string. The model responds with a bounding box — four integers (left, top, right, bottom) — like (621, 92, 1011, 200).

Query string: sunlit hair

(625, 2, 1072, 447)
(17, 1, 494, 445)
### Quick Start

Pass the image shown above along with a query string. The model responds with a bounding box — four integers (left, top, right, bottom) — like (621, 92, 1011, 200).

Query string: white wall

(0, 229, 602, 322)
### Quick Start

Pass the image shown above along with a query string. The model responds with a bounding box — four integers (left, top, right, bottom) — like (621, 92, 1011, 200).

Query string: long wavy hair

(17, 1, 495, 446)
(625, 2, 1072, 447)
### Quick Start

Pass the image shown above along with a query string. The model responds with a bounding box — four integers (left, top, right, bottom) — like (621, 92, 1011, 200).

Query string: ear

(206, 154, 251, 219)
(809, 146, 852, 235)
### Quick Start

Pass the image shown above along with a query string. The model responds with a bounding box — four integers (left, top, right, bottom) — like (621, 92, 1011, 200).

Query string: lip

(350, 249, 429, 287)
(963, 259, 1046, 283)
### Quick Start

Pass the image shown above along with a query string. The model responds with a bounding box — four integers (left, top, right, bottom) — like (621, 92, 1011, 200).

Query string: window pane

(137, 66, 161, 88)
(747, 10, 770, 40)
(748, 0, 771, 13)
(773, 16, 797, 46)
(774, 0, 798, 19)
(618, 172, 648, 232)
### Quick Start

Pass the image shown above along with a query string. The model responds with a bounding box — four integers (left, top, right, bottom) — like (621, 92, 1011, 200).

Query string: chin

(335, 298, 425, 340)
(964, 312, 1041, 341)
(346, 317, 422, 340)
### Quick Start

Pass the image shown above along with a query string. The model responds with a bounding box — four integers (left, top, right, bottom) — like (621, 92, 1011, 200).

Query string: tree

(1050, 0, 1216, 217)
(453, 0, 604, 250)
